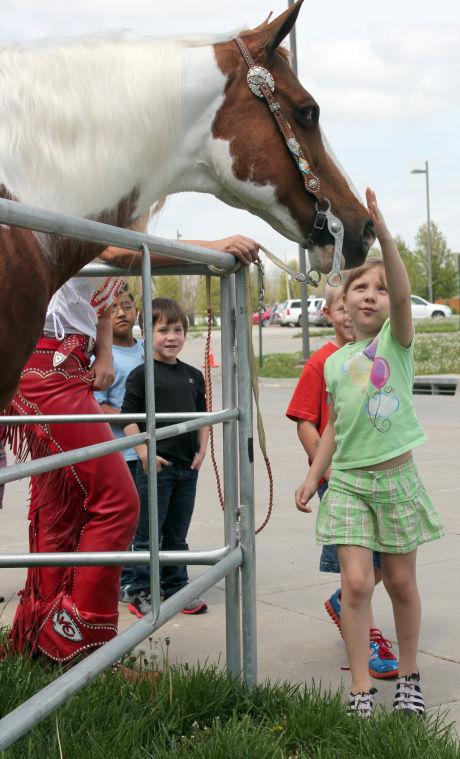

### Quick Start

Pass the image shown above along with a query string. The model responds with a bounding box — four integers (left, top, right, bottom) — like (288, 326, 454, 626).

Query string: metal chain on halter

(234, 35, 344, 288)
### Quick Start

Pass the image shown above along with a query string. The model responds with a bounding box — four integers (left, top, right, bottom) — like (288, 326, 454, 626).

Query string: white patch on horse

(207, 139, 304, 244)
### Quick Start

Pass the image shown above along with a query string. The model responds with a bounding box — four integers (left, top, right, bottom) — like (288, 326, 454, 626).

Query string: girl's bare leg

(382, 549, 420, 675)
(337, 545, 375, 693)
(369, 567, 383, 628)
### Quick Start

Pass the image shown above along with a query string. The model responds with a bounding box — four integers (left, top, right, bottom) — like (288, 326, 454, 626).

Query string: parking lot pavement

(1, 383, 459, 728)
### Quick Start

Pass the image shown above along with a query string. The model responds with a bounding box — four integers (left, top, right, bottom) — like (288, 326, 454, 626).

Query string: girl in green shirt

(295, 189, 444, 718)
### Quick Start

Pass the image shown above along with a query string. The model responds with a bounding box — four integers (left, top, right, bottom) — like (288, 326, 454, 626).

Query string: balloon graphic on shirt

(369, 357, 390, 391)
(346, 352, 373, 390)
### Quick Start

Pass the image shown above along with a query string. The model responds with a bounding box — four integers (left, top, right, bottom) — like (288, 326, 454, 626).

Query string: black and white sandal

(393, 672, 425, 717)
(347, 687, 377, 718)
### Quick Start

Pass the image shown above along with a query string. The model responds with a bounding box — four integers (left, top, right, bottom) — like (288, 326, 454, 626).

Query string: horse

(0, 0, 374, 412)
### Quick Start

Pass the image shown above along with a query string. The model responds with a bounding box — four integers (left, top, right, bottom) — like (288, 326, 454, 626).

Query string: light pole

(176, 229, 184, 306)
(411, 161, 433, 303)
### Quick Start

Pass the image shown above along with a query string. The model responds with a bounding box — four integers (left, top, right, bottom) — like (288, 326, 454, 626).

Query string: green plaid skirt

(316, 457, 445, 554)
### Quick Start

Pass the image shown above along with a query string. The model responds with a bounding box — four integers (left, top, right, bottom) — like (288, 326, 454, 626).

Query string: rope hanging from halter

(203, 277, 224, 511)
(203, 271, 273, 535)
(233, 35, 345, 289)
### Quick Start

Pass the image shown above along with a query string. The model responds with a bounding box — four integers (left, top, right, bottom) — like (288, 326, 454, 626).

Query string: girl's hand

(365, 187, 391, 241)
(295, 478, 316, 513)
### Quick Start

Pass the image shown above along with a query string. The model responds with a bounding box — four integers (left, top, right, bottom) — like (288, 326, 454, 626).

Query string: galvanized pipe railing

(0, 197, 237, 271)
(0, 198, 257, 751)
(0, 547, 243, 752)
(0, 410, 238, 485)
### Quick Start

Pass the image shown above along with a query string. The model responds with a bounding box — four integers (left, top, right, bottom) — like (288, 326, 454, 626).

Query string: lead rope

(243, 263, 274, 534)
(204, 270, 273, 534)
(204, 276, 224, 511)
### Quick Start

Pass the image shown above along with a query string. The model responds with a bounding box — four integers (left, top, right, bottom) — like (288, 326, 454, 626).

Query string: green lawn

(258, 326, 460, 379)
(0, 640, 458, 759)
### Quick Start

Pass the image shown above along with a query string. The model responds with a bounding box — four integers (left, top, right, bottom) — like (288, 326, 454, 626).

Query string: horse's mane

(0, 32, 237, 219)
(0, 29, 290, 228)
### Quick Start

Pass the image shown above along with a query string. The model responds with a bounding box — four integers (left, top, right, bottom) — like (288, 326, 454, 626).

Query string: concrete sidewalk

(1, 383, 459, 728)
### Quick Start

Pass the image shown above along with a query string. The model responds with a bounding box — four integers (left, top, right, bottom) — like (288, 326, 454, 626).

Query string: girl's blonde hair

(343, 260, 385, 296)
(324, 271, 349, 308)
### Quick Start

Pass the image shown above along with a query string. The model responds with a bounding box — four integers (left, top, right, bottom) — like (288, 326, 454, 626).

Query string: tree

(195, 275, 221, 322)
(394, 235, 424, 295)
(153, 274, 180, 301)
(413, 223, 458, 300)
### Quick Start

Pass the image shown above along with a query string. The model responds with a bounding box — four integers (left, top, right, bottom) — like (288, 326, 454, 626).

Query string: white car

(410, 295, 452, 319)
(280, 297, 326, 326)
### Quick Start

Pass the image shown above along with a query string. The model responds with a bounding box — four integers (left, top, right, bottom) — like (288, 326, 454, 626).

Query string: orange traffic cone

(203, 344, 220, 368)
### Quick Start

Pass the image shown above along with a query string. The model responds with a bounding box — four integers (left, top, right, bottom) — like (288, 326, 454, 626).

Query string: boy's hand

(190, 450, 206, 471)
(156, 456, 170, 473)
(295, 478, 316, 513)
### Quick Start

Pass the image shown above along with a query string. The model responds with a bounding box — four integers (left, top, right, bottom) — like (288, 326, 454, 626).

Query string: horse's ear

(245, 0, 304, 58)
(251, 12, 273, 33)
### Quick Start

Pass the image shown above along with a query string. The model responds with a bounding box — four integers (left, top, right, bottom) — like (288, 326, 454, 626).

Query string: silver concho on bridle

(244, 55, 344, 288)
(247, 66, 275, 98)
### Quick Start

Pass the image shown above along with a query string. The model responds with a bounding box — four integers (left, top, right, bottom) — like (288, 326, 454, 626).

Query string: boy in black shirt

(122, 298, 209, 616)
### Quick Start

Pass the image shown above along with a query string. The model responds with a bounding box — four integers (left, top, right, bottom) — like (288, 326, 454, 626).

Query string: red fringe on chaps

(1, 337, 139, 662)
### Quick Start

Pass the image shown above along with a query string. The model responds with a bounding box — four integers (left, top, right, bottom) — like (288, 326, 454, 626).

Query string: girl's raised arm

(366, 188, 413, 348)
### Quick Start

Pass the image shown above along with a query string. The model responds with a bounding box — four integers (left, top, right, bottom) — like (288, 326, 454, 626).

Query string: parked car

(267, 303, 279, 325)
(252, 307, 271, 326)
(272, 301, 287, 325)
(410, 295, 452, 319)
(308, 297, 328, 325)
(280, 299, 302, 326)
(279, 297, 329, 327)
(314, 297, 333, 327)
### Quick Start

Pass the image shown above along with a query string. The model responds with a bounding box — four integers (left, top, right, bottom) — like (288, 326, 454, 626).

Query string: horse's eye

(296, 105, 319, 127)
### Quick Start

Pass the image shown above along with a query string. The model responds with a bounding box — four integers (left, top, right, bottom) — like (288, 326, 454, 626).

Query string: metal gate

(0, 197, 257, 750)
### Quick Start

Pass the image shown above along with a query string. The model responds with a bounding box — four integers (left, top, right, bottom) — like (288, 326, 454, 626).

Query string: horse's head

(212, 0, 375, 273)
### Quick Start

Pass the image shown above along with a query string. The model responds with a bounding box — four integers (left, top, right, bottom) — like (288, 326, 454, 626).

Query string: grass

(292, 316, 460, 340)
(0, 632, 458, 759)
(259, 323, 460, 378)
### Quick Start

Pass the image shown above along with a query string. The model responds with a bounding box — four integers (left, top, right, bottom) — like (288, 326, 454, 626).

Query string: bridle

(234, 35, 343, 287)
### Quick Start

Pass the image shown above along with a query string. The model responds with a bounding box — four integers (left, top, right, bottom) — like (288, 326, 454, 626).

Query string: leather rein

(234, 35, 343, 287)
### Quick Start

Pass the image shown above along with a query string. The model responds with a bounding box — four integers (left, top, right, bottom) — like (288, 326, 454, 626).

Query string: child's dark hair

(116, 286, 134, 302)
(151, 298, 188, 332)
(343, 259, 385, 296)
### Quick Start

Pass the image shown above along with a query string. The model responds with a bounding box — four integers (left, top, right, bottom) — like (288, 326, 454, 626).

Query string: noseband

(234, 36, 343, 287)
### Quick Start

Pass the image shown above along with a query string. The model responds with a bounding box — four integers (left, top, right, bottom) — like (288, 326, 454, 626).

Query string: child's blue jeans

(121, 460, 198, 597)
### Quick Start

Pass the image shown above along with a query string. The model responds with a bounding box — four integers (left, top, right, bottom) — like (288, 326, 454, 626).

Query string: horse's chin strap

(234, 35, 344, 287)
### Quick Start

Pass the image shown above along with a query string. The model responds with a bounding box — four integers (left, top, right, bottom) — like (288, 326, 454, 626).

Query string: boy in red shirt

(286, 283, 398, 680)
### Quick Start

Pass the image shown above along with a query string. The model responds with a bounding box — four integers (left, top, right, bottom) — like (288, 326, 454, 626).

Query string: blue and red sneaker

(369, 628, 399, 679)
(325, 588, 343, 638)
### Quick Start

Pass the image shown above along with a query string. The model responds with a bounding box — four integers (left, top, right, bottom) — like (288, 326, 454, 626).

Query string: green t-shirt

(324, 318, 427, 469)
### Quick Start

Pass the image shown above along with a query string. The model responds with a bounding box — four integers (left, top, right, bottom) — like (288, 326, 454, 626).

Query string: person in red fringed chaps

(1, 276, 139, 663)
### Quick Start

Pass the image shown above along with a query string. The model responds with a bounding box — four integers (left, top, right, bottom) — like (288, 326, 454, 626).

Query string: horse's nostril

(362, 221, 376, 252)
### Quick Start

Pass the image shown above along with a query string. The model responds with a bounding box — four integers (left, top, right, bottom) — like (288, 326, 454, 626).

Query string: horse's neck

(1, 38, 229, 288)
(1, 39, 226, 223)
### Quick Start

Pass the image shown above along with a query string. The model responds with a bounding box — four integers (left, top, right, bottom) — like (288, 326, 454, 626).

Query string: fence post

(235, 268, 257, 688)
(141, 244, 161, 622)
(220, 273, 241, 676)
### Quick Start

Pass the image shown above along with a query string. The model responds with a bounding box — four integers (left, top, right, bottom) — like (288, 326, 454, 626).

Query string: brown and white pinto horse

(0, 0, 374, 411)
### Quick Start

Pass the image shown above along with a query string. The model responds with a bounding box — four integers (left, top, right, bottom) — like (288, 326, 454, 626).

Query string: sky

(2, 0, 459, 270)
